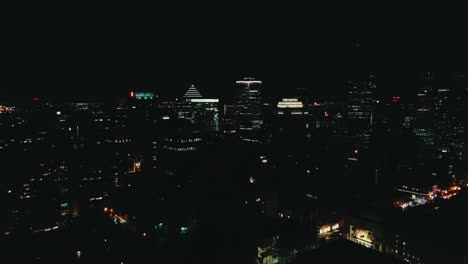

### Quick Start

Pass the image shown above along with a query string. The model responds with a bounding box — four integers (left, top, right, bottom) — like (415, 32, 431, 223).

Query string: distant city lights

(395, 184, 462, 210)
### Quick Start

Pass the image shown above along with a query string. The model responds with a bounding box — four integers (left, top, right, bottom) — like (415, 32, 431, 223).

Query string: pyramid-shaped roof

(183, 85, 202, 98)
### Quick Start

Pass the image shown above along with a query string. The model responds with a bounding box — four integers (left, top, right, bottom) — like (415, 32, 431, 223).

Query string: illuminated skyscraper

(275, 98, 307, 149)
(346, 74, 376, 146)
(346, 75, 376, 124)
(128, 90, 158, 122)
(434, 88, 464, 161)
(130, 91, 157, 100)
(156, 119, 204, 170)
(159, 121, 203, 153)
(178, 85, 202, 119)
(183, 85, 202, 98)
(434, 88, 451, 158)
(451, 72, 468, 161)
(178, 85, 220, 134)
(187, 98, 220, 133)
(276, 98, 304, 116)
(236, 77, 263, 141)
(412, 72, 435, 147)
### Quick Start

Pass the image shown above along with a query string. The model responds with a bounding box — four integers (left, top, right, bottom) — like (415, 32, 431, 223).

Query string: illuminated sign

(130, 91, 155, 99)
(189, 98, 219, 103)
(319, 221, 343, 237)
(135, 92, 155, 99)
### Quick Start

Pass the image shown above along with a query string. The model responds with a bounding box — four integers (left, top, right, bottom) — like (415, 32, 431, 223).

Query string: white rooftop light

(189, 99, 219, 103)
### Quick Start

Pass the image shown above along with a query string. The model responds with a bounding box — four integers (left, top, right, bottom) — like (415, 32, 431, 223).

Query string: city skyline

(2, 3, 468, 264)
(3, 71, 467, 103)
(4, 4, 467, 100)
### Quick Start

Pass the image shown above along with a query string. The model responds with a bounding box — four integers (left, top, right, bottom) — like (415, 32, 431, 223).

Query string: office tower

(346, 74, 376, 146)
(451, 72, 467, 161)
(448, 121, 464, 161)
(401, 103, 415, 133)
(17, 158, 72, 230)
(179, 85, 220, 133)
(157, 100, 178, 121)
(412, 72, 435, 147)
(187, 98, 220, 133)
(128, 90, 158, 123)
(277, 98, 304, 116)
(275, 98, 308, 151)
(177, 85, 203, 119)
(433, 88, 464, 181)
(433, 88, 451, 159)
(156, 119, 203, 170)
(307, 101, 346, 133)
(221, 104, 238, 135)
(275, 98, 306, 135)
(130, 91, 157, 100)
(183, 85, 202, 98)
(236, 77, 263, 142)
(374, 96, 404, 136)
(159, 123, 202, 153)
(237, 77, 263, 130)
(346, 75, 376, 125)
(433, 88, 464, 161)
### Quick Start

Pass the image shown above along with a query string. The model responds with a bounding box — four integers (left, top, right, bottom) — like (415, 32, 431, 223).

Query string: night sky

(4, 3, 467, 101)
